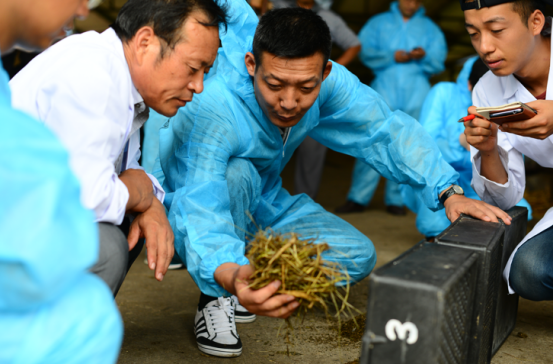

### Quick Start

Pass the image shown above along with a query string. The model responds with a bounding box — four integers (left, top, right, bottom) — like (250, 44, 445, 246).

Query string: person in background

(402, 56, 534, 239)
(336, 0, 447, 215)
(462, 0, 552, 301)
(0, 0, 123, 362)
(10, 0, 229, 295)
(269, 0, 362, 200)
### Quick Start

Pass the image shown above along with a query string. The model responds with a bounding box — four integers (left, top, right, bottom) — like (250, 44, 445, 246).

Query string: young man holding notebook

(462, 0, 553, 301)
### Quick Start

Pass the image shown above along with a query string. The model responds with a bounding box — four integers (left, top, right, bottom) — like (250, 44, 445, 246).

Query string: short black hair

(252, 8, 332, 72)
(112, 0, 228, 58)
(468, 58, 489, 87)
(512, 0, 546, 26)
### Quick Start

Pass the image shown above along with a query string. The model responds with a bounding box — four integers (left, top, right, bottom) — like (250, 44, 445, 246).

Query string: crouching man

(10, 0, 229, 295)
(152, 2, 512, 357)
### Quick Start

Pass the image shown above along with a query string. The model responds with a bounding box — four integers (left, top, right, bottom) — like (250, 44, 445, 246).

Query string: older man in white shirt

(462, 0, 552, 301)
(10, 0, 228, 295)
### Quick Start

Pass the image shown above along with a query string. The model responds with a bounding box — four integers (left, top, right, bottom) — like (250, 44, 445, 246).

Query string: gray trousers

(294, 136, 328, 199)
(91, 220, 144, 296)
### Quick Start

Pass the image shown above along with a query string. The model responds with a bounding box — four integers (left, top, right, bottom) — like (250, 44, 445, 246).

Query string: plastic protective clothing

(0, 59, 122, 364)
(401, 57, 532, 237)
(347, 2, 447, 208)
(151, 0, 460, 297)
(358, 1, 447, 119)
(142, 109, 169, 173)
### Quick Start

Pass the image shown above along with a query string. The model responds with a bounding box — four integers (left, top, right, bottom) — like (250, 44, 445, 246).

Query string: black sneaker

(194, 296, 242, 357)
(335, 200, 365, 213)
(231, 295, 256, 323)
(386, 205, 407, 216)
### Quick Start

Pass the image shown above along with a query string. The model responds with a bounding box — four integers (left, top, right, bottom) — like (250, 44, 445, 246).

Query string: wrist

(214, 263, 240, 295)
(443, 193, 464, 207)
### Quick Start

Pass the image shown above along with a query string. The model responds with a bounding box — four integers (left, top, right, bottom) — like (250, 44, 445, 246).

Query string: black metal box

(436, 215, 505, 364)
(361, 242, 479, 364)
(492, 206, 528, 355)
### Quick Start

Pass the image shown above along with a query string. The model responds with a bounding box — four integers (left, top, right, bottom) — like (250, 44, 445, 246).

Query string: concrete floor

(116, 150, 552, 363)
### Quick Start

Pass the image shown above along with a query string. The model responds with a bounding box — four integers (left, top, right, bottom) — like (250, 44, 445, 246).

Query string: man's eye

(468, 32, 478, 37)
(492, 29, 504, 34)
(301, 87, 315, 92)
(267, 83, 280, 90)
(189, 66, 199, 73)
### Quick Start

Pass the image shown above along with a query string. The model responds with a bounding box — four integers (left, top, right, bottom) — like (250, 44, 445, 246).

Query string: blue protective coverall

(0, 58, 123, 364)
(346, 2, 447, 208)
(151, 0, 460, 297)
(401, 57, 532, 237)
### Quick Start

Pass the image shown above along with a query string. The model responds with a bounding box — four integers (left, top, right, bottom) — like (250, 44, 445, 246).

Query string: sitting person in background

(462, 0, 552, 301)
(272, 0, 362, 200)
(336, 0, 447, 215)
(0, 0, 123, 362)
(402, 56, 533, 240)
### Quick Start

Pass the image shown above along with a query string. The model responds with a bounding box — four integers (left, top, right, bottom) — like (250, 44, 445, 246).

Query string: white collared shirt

(9, 28, 164, 225)
(470, 39, 553, 294)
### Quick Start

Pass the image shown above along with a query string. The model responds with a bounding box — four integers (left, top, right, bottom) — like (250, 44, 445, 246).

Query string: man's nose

(280, 89, 297, 111)
(189, 72, 204, 94)
(478, 32, 495, 56)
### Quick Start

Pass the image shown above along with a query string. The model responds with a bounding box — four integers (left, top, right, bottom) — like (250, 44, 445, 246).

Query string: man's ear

(322, 61, 333, 82)
(530, 9, 545, 36)
(131, 26, 157, 66)
(245, 52, 256, 77)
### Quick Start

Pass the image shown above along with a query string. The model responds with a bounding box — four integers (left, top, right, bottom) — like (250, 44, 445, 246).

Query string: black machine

(360, 207, 528, 364)
(491, 207, 529, 354)
(361, 242, 480, 364)
(436, 215, 505, 364)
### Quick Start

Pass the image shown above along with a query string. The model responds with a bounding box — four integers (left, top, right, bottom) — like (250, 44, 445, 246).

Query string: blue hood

(390, 1, 426, 20)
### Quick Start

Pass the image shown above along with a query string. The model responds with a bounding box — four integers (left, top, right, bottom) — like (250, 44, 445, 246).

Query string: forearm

(479, 148, 508, 185)
(214, 263, 241, 295)
(336, 45, 361, 66)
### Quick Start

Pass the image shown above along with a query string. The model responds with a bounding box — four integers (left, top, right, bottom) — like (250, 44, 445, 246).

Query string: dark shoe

(335, 200, 365, 213)
(386, 205, 406, 216)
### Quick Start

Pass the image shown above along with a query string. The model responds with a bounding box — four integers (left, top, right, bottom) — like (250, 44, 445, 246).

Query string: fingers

(145, 228, 158, 272)
(234, 265, 299, 318)
(263, 300, 300, 319)
(467, 106, 482, 117)
(482, 203, 512, 225)
(462, 201, 512, 225)
(127, 220, 141, 251)
(241, 279, 283, 305)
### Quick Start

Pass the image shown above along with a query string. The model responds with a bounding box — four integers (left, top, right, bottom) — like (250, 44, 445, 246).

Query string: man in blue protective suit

(0, 0, 123, 362)
(402, 56, 534, 239)
(336, 0, 447, 215)
(152, 4, 512, 358)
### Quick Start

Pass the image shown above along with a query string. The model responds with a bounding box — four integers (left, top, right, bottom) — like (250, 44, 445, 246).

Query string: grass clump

(246, 228, 358, 323)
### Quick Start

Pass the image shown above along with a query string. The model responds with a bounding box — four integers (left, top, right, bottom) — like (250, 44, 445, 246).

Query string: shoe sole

(197, 343, 242, 357)
(143, 258, 183, 270)
(235, 315, 256, 324)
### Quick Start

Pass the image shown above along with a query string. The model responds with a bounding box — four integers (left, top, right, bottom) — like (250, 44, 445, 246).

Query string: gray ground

(117, 151, 552, 363)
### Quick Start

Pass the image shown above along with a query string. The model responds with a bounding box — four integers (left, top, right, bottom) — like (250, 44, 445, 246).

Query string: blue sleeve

(163, 88, 249, 297)
(312, 64, 459, 211)
(420, 83, 470, 170)
(0, 106, 98, 311)
(443, 109, 472, 171)
(142, 109, 170, 174)
(418, 21, 447, 75)
(419, 84, 448, 141)
(358, 17, 395, 72)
